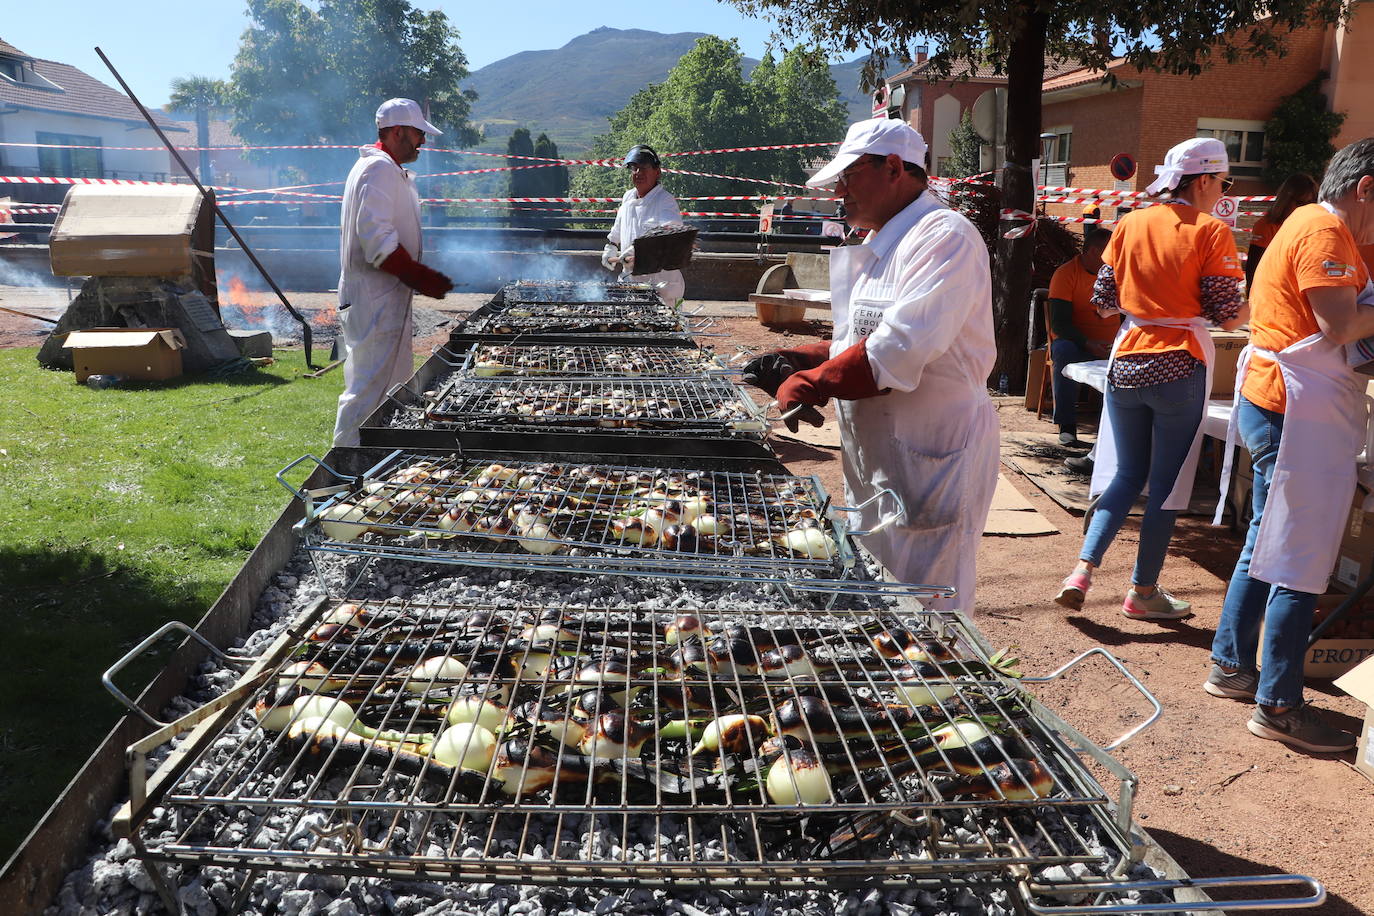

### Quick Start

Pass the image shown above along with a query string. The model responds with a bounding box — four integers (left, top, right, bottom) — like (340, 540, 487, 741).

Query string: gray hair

(1319, 138, 1374, 203)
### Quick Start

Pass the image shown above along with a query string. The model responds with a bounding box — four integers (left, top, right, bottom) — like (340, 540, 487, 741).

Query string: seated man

(1047, 226, 1119, 445)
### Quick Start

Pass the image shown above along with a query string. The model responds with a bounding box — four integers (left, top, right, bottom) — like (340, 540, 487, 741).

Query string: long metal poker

(94, 47, 318, 369)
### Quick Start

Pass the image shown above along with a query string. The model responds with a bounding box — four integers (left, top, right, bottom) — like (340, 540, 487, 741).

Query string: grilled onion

(766, 745, 832, 805)
(432, 722, 497, 770)
(690, 714, 769, 756)
(317, 502, 369, 542)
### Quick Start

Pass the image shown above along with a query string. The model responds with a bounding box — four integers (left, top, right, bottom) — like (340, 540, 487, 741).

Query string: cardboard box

(63, 328, 185, 382)
(1300, 592, 1374, 678)
(1258, 592, 1374, 679)
(1334, 657, 1374, 784)
(1210, 329, 1249, 398)
(1330, 481, 1374, 592)
(48, 185, 214, 279)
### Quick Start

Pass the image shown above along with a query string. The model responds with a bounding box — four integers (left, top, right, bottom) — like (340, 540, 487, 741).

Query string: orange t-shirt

(1048, 256, 1120, 344)
(1242, 204, 1371, 413)
(1105, 203, 1243, 361)
(1250, 215, 1280, 249)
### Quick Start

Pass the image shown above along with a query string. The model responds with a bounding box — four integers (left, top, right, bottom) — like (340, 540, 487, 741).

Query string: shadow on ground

(1145, 827, 1361, 916)
(0, 544, 201, 863)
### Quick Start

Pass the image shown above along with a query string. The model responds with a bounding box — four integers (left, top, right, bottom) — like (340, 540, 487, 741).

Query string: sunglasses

(1217, 175, 1235, 193)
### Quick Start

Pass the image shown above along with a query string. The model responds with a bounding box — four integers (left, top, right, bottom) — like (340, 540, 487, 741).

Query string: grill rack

(114, 600, 1160, 896)
(450, 342, 739, 381)
(278, 451, 909, 588)
(414, 377, 768, 439)
(503, 280, 661, 305)
(110, 600, 1322, 910)
(461, 299, 708, 338)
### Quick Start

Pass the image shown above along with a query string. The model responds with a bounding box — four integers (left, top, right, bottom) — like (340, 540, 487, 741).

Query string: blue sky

(2, 1, 796, 106)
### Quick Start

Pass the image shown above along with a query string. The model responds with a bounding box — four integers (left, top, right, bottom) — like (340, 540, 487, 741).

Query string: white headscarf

(1146, 138, 1229, 195)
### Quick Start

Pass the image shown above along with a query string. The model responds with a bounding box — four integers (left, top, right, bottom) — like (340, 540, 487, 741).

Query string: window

(1042, 127, 1072, 165)
(0, 59, 20, 81)
(1196, 118, 1265, 177)
(37, 132, 103, 179)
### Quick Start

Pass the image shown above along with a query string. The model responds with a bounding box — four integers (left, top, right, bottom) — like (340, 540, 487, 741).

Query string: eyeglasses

(837, 156, 880, 185)
(1218, 175, 1235, 192)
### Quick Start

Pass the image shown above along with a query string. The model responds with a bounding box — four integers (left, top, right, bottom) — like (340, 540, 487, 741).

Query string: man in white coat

(602, 145, 686, 304)
(332, 98, 453, 447)
(742, 118, 998, 612)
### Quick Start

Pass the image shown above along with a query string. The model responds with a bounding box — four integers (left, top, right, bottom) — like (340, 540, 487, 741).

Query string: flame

(216, 272, 340, 334)
(311, 302, 337, 328)
(220, 275, 269, 327)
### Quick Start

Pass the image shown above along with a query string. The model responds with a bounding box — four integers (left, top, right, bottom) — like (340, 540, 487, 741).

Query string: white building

(0, 37, 190, 203)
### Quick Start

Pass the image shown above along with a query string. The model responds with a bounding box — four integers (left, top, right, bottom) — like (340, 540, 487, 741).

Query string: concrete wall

(0, 110, 184, 178)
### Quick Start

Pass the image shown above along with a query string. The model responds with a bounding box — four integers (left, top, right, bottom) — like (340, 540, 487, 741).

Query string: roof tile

(0, 54, 187, 131)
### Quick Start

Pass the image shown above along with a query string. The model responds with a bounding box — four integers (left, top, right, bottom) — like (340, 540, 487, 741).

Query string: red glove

(776, 338, 885, 432)
(779, 340, 833, 369)
(379, 246, 453, 299)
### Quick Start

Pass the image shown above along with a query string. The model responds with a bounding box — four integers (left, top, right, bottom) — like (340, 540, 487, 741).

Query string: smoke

(0, 257, 74, 322)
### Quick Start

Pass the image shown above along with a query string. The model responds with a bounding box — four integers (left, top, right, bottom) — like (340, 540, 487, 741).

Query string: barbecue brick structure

(889, 8, 1374, 215)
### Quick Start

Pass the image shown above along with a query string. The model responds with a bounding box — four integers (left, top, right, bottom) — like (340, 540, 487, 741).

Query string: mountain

(463, 27, 876, 154)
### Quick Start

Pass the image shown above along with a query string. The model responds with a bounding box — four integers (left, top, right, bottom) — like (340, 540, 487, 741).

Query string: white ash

(45, 549, 1172, 916)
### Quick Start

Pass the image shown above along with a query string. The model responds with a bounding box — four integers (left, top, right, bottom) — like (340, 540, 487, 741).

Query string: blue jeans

(1211, 397, 1316, 708)
(1050, 338, 1098, 429)
(1079, 364, 1206, 586)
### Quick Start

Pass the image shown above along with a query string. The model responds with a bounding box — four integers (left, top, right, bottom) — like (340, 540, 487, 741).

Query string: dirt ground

(4, 287, 1372, 914)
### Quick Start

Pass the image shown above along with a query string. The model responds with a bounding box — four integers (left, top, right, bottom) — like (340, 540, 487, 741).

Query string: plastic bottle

(997, 372, 1009, 396)
(86, 374, 121, 390)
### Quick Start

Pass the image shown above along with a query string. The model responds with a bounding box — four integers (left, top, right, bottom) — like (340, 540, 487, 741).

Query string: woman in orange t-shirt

(1208, 139, 1374, 754)
(1054, 138, 1248, 620)
(1245, 174, 1318, 290)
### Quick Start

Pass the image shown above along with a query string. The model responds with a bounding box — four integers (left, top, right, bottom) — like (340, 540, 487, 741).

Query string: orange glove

(379, 246, 453, 299)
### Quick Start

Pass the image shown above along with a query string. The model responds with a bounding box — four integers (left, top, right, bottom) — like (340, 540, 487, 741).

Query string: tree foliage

(570, 38, 847, 221)
(945, 111, 983, 180)
(168, 76, 229, 182)
(725, 0, 1353, 388)
(228, 0, 479, 180)
(1263, 76, 1345, 187)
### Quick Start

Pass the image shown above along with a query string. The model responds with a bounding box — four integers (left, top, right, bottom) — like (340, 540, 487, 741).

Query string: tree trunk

(990, 8, 1048, 395)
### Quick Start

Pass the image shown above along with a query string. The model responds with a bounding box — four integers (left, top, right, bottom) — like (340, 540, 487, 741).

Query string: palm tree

(168, 77, 228, 183)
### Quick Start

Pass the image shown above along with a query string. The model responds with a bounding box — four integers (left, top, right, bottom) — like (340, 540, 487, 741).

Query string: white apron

(607, 184, 685, 305)
(829, 233, 999, 613)
(1213, 335, 1364, 594)
(1090, 315, 1214, 511)
(333, 148, 423, 447)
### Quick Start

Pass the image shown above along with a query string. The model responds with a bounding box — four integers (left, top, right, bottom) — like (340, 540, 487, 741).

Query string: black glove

(742, 340, 833, 395)
(782, 403, 826, 434)
(742, 352, 800, 396)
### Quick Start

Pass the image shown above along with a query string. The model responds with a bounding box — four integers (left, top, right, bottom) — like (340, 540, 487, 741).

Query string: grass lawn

(0, 348, 353, 862)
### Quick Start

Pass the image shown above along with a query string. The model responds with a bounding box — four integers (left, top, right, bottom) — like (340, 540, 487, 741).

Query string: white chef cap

(807, 118, 928, 188)
(1146, 138, 1229, 195)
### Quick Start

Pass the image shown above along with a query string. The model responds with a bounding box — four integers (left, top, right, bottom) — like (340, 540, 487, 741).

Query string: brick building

(887, 6, 1374, 215)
